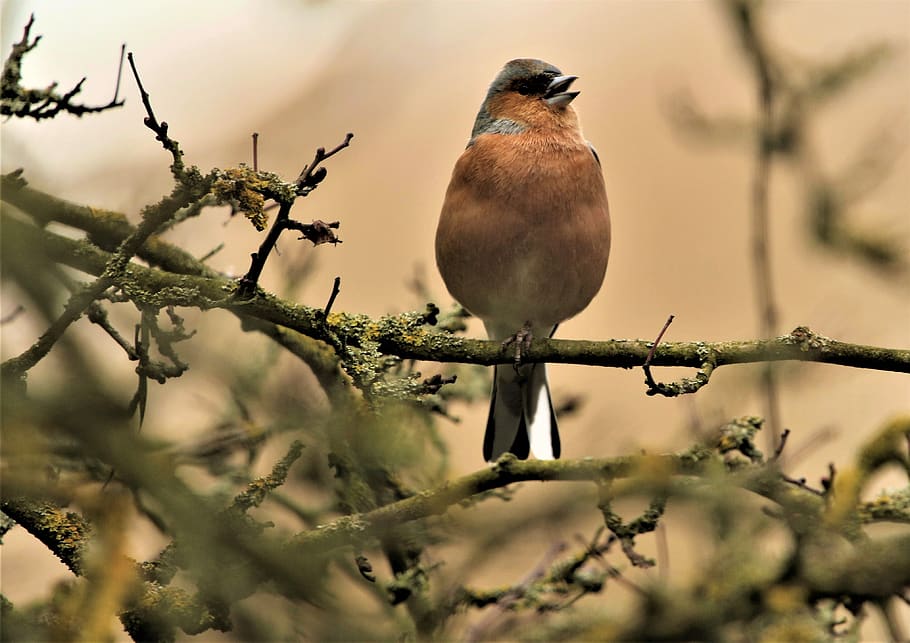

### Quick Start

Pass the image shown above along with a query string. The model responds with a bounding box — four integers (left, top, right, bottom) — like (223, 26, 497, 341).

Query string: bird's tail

(483, 363, 560, 462)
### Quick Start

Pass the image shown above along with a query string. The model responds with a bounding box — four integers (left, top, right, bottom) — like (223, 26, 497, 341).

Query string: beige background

(2, 0, 909, 638)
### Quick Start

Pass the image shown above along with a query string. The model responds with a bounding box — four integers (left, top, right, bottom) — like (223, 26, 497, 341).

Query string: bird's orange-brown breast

(485, 89, 581, 133)
(435, 127, 610, 333)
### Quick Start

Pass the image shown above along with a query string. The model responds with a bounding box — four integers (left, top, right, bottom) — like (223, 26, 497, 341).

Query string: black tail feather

(483, 367, 555, 461)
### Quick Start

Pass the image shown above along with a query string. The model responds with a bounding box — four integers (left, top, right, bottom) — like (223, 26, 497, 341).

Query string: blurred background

(2, 0, 909, 640)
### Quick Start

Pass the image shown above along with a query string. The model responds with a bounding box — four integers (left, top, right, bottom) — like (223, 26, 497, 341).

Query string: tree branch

(235, 132, 351, 297)
(1, 15, 125, 120)
(3, 212, 909, 381)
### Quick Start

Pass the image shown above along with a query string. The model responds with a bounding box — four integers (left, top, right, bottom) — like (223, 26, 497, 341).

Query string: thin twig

(1, 15, 125, 120)
(643, 314, 675, 390)
(126, 52, 183, 172)
(235, 133, 351, 297)
(127, 52, 158, 131)
(464, 541, 567, 643)
(252, 132, 259, 172)
(1, 280, 111, 380)
(86, 302, 139, 360)
(296, 132, 354, 189)
(820, 462, 837, 494)
(781, 474, 824, 496)
(198, 243, 224, 263)
(323, 276, 342, 318)
(236, 201, 291, 297)
(112, 44, 126, 104)
(735, 0, 785, 454)
(772, 428, 790, 461)
(642, 315, 717, 397)
(1, 75, 204, 380)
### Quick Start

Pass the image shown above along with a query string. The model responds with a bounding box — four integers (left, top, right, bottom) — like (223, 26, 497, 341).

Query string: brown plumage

(435, 59, 611, 461)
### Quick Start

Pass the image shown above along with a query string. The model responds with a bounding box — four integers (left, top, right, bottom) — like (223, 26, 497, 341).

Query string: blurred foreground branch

(3, 12, 908, 641)
(3, 413, 908, 640)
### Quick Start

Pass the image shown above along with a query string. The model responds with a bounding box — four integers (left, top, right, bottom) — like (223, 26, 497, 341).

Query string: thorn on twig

(641, 315, 718, 397)
(112, 44, 126, 105)
(128, 320, 150, 429)
(643, 314, 675, 390)
(323, 276, 341, 319)
(820, 462, 837, 493)
(773, 428, 790, 461)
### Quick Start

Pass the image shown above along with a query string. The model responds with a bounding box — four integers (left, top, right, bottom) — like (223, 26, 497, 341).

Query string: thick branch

(3, 213, 909, 378)
(0, 175, 221, 278)
(0, 498, 90, 575)
(289, 453, 693, 556)
(0, 179, 346, 398)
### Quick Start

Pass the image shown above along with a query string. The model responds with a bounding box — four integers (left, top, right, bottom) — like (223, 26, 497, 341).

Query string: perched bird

(436, 58, 611, 461)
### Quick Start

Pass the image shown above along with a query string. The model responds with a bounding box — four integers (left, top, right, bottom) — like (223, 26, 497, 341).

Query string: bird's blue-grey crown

(470, 58, 580, 140)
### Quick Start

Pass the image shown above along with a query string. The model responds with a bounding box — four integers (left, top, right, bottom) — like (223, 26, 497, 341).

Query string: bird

(435, 58, 611, 462)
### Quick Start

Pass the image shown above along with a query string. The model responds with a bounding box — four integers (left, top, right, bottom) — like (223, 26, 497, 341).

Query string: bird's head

(472, 58, 580, 138)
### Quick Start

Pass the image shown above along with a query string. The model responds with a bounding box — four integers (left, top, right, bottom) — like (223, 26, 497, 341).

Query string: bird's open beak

(544, 75, 579, 108)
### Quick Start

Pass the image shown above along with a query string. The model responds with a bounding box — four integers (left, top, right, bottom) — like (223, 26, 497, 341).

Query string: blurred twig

(728, 0, 784, 450)
(4, 12, 909, 639)
(1, 15, 125, 120)
(666, 1, 907, 451)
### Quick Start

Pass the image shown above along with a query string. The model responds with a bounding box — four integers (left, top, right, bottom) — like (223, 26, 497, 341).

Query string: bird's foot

(502, 321, 534, 369)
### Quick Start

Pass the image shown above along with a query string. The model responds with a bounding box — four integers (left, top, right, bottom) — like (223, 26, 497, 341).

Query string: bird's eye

(514, 73, 555, 97)
(516, 81, 534, 96)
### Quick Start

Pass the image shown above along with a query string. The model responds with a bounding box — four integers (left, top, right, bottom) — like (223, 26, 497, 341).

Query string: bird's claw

(502, 321, 534, 369)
